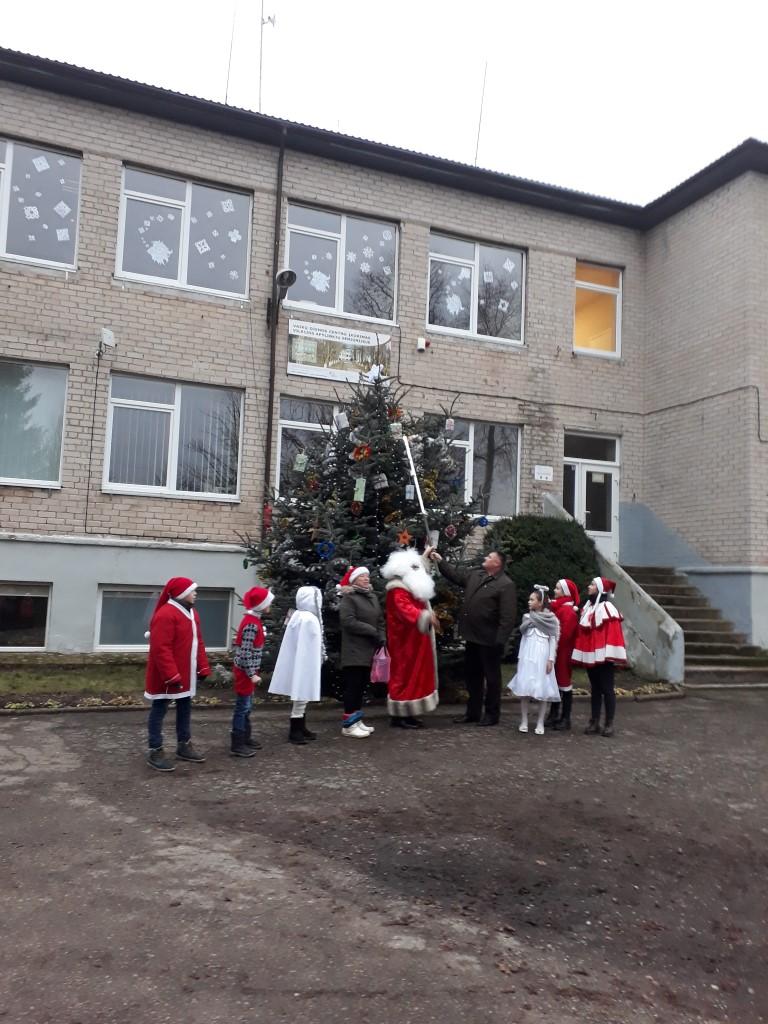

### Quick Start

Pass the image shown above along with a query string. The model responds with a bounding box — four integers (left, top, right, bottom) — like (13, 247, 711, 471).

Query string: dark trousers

(464, 641, 502, 721)
(148, 696, 192, 749)
(231, 694, 253, 733)
(587, 663, 616, 724)
(342, 665, 370, 714)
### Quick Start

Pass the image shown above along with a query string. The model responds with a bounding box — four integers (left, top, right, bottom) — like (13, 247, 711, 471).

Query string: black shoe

(553, 717, 572, 731)
(147, 747, 175, 772)
(584, 720, 601, 735)
(289, 718, 308, 744)
(231, 730, 256, 758)
(390, 716, 419, 729)
(244, 718, 262, 750)
(404, 716, 424, 728)
(601, 723, 615, 738)
(301, 715, 317, 740)
(453, 714, 480, 724)
(544, 708, 559, 727)
(176, 741, 206, 763)
(477, 714, 499, 727)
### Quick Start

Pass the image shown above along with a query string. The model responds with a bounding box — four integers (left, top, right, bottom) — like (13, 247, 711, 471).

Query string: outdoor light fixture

(266, 267, 297, 326)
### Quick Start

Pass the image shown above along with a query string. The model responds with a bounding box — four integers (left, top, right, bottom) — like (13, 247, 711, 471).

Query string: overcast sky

(2, 0, 765, 204)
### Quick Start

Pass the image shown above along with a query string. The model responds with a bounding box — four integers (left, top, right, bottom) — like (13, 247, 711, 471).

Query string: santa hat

(340, 566, 370, 587)
(592, 576, 617, 595)
(243, 585, 274, 613)
(145, 577, 197, 638)
(557, 578, 580, 604)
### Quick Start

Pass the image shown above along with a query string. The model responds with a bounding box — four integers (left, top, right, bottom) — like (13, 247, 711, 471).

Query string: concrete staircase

(623, 566, 768, 687)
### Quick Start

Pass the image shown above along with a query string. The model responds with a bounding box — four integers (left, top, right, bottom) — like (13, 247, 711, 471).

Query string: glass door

(563, 460, 620, 561)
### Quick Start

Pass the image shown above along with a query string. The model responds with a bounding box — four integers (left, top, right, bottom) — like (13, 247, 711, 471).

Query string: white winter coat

(268, 586, 324, 702)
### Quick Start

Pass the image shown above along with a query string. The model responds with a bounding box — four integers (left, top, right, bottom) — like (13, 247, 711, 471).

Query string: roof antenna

(474, 60, 488, 166)
(225, 2, 237, 105)
(259, 0, 276, 112)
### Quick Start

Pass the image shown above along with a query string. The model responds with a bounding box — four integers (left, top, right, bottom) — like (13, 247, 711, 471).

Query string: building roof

(0, 46, 766, 231)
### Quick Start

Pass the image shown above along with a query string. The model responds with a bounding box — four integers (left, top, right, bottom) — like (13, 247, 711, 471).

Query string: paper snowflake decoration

(446, 292, 464, 317)
(325, 251, 333, 260)
(147, 240, 173, 265)
(362, 235, 368, 241)
(138, 227, 145, 235)
(27, 234, 36, 242)
(195, 239, 210, 254)
(311, 254, 317, 261)
(362, 246, 374, 259)
(228, 229, 242, 243)
(56, 228, 69, 242)
(11, 185, 19, 192)
(57, 158, 66, 166)
(503, 257, 515, 273)
(346, 251, 357, 263)
(511, 281, 519, 291)
(310, 270, 331, 293)
(59, 179, 65, 185)
(359, 262, 371, 274)
(498, 298, 509, 312)
(212, 229, 219, 238)
(156, 215, 164, 223)
(219, 253, 226, 260)
(459, 267, 471, 280)
(23, 206, 39, 220)
(206, 210, 213, 218)
(383, 266, 392, 276)
(220, 198, 235, 213)
(382, 229, 393, 241)
(35, 192, 42, 198)
(190, 216, 197, 224)
(167, 213, 175, 221)
(208, 261, 215, 269)
(143, 220, 151, 227)
(229, 270, 239, 280)
(483, 270, 494, 284)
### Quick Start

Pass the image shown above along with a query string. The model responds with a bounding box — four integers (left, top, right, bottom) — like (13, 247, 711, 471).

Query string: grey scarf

(520, 610, 560, 639)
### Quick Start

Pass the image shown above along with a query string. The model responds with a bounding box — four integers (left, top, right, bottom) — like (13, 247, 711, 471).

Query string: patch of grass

(0, 666, 145, 696)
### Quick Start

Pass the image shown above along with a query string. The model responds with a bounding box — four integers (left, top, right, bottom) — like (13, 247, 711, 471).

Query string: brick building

(1, 49, 766, 655)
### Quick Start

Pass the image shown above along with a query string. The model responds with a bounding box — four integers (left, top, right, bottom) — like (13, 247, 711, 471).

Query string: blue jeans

(232, 694, 253, 733)
(148, 697, 192, 749)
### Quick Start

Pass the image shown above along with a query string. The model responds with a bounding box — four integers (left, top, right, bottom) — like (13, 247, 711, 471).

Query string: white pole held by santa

(401, 434, 431, 540)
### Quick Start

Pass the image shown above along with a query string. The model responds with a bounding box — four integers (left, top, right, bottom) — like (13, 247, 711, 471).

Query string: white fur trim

(417, 608, 432, 634)
(176, 581, 197, 602)
(349, 566, 369, 584)
(252, 591, 274, 614)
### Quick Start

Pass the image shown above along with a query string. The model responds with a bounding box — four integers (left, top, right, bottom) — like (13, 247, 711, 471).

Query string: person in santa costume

(230, 585, 274, 758)
(546, 578, 581, 731)
(338, 565, 384, 739)
(380, 549, 439, 728)
(571, 576, 627, 737)
(144, 577, 210, 772)
(268, 585, 325, 745)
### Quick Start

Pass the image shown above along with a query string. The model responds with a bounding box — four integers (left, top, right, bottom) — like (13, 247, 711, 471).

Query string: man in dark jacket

(426, 547, 517, 726)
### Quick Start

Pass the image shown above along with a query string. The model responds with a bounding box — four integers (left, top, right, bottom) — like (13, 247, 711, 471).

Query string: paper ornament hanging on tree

(405, 484, 415, 500)
(353, 477, 366, 501)
(397, 528, 412, 547)
(444, 524, 458, 540)
(445, 417, 455, 433)
(389, 422, 403, 438)
(350, 501, 363, 516)
(334, 411, 349, 430)
(293, 452, 308, 473)
(316, 540, 335, 560)
(372, 473, 389, 491)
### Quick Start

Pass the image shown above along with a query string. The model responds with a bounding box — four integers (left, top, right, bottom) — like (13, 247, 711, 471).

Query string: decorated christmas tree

(242, 374, 484, 696)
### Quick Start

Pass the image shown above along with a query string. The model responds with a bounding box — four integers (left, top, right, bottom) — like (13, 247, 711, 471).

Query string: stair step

(628, 571, 684, 585)
(668, 604, 721, 618)
(684, 665, 768, 687)
(685, 653, 768, 667)
(655, 595, 713, 609)
(677, 620, 740, 634)
(641, 586, 701, 600)
(685, 642, 759, 656)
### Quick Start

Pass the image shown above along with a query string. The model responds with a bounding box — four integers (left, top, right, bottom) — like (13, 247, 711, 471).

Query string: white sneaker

(342, 721, 370, 738)
(534, 723, 545, 735)
(519, 722, 529, 734)
(358, 721, 375, 734)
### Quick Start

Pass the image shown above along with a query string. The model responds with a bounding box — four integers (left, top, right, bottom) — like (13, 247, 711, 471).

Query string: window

(105, 374, 242, 499)
(428, 233, 524, 342)
(97, 587, 232, 649)
(574, 262, 622, 355)
(276, 397, 336, 492)
(285, 205, 398, 322)
(0, 359, 68, 486)
(0, 139, 81, 269)
(0, 584, 50, 649)
(117, 168, 251, 297)
(563, 433, 617, 462)
(449, 420, 521, 516)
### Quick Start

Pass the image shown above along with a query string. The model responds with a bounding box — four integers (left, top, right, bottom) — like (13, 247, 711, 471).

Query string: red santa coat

(550, 596, 579, 689)
(145, 599, 210, 700)
(571, 599, 627, 667)
(385, 583, 439, 716)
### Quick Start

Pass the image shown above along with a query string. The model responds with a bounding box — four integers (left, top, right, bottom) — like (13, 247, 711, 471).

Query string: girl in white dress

(508, 586, 561, 735)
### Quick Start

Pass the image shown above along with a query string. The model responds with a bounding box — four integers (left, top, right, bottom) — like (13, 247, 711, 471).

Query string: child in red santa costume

(547, 578, 581, 731)
(230, 585, 274, 758)
(571, 576, 627, 737)
(380, 549, 439, 729)
(144, 577, 211, 771)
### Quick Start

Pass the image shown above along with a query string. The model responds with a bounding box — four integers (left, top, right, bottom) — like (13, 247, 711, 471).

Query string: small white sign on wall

(534, 464, 554, 482)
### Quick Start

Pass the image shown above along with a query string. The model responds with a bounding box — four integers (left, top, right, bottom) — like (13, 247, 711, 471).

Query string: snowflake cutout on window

(24, 206, 39, 220)
(12, 185, 19, 192)
(450, 280, 457, 287)
(446, 293, 464, 317)
(28, 234, 36, 242)
(220, 198, 235, 213)
(212, 229, 219, 238)
(206, 211, 213, 218)
(54, 201, 71, 219)
(190, 216, 197, 224)
(310, 270, 331, 293)
(56, 228, 69, 242)
(379, 240, 385, 247)
(303, 269, 310, 277)
(359, 262, 371, 274)
(167, 213, 175, 221)
(459, 267, 470, 280)
(228, 229, 242, 243)
(57, 158, 66, 166)
(35, 192, 42, 198)
(498, 298, 509, 312)
(156, 215, 164, 223)
(382, 229, 393, 241)
(220, 254, 227, 260)
(59, 179, 65, 185)
(138, 227, 145, 235)
(143, 220, 151, 228)
(383, 266, 392, 276)
(25, 173, 31, 179)
(346, 251, 357, 263)
(17, 197, 24, 203)
(195, 239, 210, 254)
(42, 224, 48, 230)
(229, 270, 239, 280)
(311, 254, 317, 261)
(483, 270, 494, 284)
(325, 251, 333, 260)
(147, 240, 173, 265)
(503, 257, 515, 273)
(208, 261, 215, 269)
(362, 235, 368, 241)
(511, 281, 519, 291)
(379, 256, 384, 262)
(362, 246, 374, 259)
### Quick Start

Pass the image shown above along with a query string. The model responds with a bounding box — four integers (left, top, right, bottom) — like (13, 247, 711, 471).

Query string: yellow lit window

(574, 262, 621, 355)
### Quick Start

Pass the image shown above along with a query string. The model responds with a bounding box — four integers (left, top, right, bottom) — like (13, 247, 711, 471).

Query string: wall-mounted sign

(534, 464, 554, 482)
(288, 318, 391, 383)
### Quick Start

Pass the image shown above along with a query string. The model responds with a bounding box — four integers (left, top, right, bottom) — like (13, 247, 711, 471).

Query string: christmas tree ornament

(293, 452, 308, 473)
(397, 528, 412, 547)
(405, 484, 415, 500)
(372, 472, 389, 491)
(316, 540, 335, 560)
(262, 504, 273, 530)
(242, 558, 249, 570)
(306, 475, 319, 492)
(445, 416, 455, 433)
(476, 516, 489, 527)
(444, 524, 458, 540)
(389, 421, 403, 438)
(353, 477, 366, 501)
(333, 410, 349, 429)
(387, 405, 402, 421)
(353, 443, 372, 461)
(350, 500, 363, 516)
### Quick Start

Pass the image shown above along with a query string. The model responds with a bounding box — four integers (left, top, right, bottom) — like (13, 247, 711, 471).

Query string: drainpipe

(261, 126, 287, 542)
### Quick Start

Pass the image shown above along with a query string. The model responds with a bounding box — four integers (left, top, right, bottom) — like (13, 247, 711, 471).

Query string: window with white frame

(0, 583, 50, 649)
(0, 138, 81, 268)
(573, 262, 622, 355)
(117, 168, 251, 297)
(105, 374, 242, 498)
(276, 396, 337, 493)
(97, 586, 232, 649)
(0, 359, 68, 486)
(448, 420, 521, 517)
(285, 205, 397, 322)
(428, 233, 524, 342)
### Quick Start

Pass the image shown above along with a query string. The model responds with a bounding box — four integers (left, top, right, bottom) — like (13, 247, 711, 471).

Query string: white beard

(381, 550, 436, 602)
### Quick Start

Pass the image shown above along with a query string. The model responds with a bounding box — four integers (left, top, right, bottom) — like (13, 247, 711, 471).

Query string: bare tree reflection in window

(176, 389, 241, 495)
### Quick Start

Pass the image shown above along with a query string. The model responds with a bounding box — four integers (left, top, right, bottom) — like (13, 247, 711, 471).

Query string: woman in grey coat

(338, 565, 385, 739)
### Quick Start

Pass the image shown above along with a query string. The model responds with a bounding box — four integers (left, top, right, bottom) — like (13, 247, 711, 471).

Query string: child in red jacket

(230, 585, 274, 757)
(572, 577, 627, 737)
(547, 578, 580, 731)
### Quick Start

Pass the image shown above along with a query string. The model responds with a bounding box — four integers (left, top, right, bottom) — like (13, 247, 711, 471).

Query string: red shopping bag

(370, 646, 391, 683)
